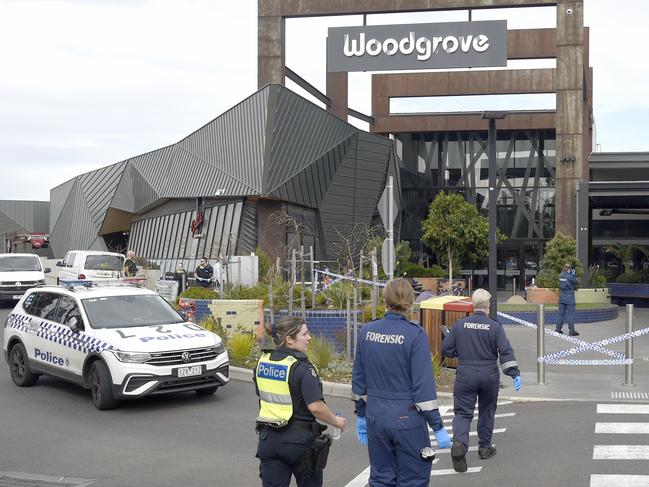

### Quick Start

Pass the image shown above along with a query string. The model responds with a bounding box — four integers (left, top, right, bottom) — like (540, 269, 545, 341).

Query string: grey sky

(0, 0, 646, 202)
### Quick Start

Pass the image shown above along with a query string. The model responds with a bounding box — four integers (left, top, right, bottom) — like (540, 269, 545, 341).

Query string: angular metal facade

(50, 85, 396, 265)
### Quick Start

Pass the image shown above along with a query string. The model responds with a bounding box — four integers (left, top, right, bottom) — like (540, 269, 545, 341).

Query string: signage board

(327, 20, 507, 72)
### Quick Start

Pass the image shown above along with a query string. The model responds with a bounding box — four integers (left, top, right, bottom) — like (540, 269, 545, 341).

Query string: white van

(56, 251, 125, 283)
(0, 253, 50, 303)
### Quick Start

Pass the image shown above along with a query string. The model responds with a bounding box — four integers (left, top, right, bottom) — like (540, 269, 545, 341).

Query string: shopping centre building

(3, 0, 648, 287)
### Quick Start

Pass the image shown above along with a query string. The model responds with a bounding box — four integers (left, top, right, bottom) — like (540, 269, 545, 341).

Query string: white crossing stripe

(598, 404, 649, 415)
(442, 412, 516, 419)
(593, 445, 649, 459)
(590, 474, 649, 486)
(595, 423, 649, 434)
(435, 445, 493, 454)
(612, 391, 649, 400)
(430, 467, 482, 476)
(344, 466, 371, 487)
(431, 428, 506, 440)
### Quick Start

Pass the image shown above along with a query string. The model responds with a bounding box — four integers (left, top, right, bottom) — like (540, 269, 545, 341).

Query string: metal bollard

(623, 303, 635, 387)
(537, 304, 546, 385)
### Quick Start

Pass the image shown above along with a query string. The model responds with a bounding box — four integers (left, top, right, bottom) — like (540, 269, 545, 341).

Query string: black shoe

(451, 442, 468, 473)
(555, 329, 563, 334)
(569, 330, 580, 336)
(478, 445, 497, 459)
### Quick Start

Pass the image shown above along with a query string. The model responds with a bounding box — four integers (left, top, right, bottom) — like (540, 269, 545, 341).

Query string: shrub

(179, 287, 219, 300)
(362, 303, 385, 323)
(256, 246, 272, 282)
(432, 353, 443, 382)
(307, 335, 337, 371)
(536, 233, 583, 288)
(616, 271, 645, 284)
(228, 332, 257, 362)
(200, 315, 228, 346)
(589, 273, 607, 288)
(400, 262, 446, 278)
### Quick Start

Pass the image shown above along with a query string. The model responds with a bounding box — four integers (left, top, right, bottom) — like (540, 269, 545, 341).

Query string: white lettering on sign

(366, 331, 405, 344)
(464, 322, 491, 331)
(344, 32, 490, 60)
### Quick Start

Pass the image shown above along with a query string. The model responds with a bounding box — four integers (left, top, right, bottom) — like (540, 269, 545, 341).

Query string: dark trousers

(256, 425, 322, 487)
(557, 303, 576, 332)
(452, 365, 499, 450)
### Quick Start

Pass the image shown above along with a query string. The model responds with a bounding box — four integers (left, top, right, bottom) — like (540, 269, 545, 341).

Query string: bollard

(623, 303, 635, 387)
(537, 304, 546, 385)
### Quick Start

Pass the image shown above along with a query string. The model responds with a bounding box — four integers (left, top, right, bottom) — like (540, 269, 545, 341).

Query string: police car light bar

(58, 279, 144, 289)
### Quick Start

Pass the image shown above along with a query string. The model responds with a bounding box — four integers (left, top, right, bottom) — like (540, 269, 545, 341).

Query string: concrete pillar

(554, 0, 584, 237)
(326, 71, 348, 121)
(258, 0, 285, 88)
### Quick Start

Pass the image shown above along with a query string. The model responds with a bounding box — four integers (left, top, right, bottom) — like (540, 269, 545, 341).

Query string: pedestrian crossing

(344, 401, 517, 486)
(591, 403, 649, 486)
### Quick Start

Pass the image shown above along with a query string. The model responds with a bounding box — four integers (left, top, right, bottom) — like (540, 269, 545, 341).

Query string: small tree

(421, 192, 505, 282)
(536, 232, 583, 288)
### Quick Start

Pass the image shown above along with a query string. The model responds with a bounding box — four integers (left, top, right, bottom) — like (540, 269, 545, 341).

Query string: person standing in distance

(441, 288, 521, 473)
(194, 257, 214, 288)
(255, 316, 346, 487)
(556, 263, 579, 336)
(123, 251, 138, 277)
(352, 278, 451, 487)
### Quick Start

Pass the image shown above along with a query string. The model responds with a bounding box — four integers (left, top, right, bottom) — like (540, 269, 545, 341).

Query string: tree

(421, 192, 505, 282)
(604, 243, 649, 274)
(536, 232, 583, 288)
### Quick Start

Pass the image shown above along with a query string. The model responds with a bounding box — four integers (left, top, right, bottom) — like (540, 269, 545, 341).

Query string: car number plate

(12, 295, 21, 300)
(177, 365, 202, 378)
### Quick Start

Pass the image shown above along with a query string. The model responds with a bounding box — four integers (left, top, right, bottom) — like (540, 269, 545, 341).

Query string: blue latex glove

(356, 416, 368, 446)
(434, 427, 451, 449)
(513, 376, 522, 391)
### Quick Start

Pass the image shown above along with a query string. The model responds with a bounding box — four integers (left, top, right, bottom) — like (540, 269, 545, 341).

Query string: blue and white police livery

(557, 270, 578, 334)
(3, 283, 229, 410)
(442, 310, 519, 459)
(352, 312, 447, 487)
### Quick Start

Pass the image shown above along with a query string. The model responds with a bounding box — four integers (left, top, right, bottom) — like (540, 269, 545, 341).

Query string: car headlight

(214, 342, 226, 356)
(112, 351, 151, 363)
(38, 279, 45, 285)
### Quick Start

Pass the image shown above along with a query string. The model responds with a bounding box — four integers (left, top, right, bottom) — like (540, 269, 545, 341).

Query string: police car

(3, 282, 229, 410)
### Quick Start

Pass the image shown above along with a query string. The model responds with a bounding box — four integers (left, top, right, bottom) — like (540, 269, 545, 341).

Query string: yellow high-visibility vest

(256, 352, 298, 427)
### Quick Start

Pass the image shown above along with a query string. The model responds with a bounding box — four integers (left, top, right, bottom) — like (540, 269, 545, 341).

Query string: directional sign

(381, 238, 395, 277)
(378, 185, 397, 227)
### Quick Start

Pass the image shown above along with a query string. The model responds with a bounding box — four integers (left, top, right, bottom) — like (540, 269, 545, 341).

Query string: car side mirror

(68, 317, 83, 333)
(44, 267, 51, 274)
(178, 310, 189, 322)
(56, 261, 63, 267)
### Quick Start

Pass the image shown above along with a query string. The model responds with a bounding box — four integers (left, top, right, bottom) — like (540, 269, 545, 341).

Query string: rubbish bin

(419, 295, 473, 368)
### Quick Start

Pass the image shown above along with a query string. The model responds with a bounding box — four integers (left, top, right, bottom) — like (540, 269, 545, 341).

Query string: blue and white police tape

(314, 269, 387, 288)
(497, 311, 630, 364)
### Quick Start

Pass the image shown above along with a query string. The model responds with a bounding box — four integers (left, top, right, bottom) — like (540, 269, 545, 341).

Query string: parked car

(0, 253, 50, 304)
(56, 250, 125, 283)
(3, 282, 229, 409)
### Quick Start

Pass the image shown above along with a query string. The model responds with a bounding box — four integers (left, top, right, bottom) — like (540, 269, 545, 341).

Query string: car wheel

(90, 361, 118, 410)
(9, 343, 38, 387)
(195, 386, 218, 396)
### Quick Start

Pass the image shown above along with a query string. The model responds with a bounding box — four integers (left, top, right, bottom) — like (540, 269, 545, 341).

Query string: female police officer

(255, 316, 346, 487)
(352, 278, 451, 487)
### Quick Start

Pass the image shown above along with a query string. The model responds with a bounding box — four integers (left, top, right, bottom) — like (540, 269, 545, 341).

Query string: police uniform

(123, 258, 137, 277)
(254, 346, 326, 487)
(352, 312, 445, 487)
(557, 271, 578, 334)
(194, 263, 214, 288)
(441, 311, 519, 454)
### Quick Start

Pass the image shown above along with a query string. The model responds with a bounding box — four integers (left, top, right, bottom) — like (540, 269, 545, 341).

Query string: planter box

(179, 298, 264, 335)
(525, 287, 558, 304)
(606, 283, 649, 307)
(575, 288, 611, 304)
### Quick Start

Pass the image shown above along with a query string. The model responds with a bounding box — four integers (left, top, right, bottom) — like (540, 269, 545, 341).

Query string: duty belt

(460, 360, 498, 366)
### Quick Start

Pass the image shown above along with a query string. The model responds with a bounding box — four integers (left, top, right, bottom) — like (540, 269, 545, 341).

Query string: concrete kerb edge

(230, 366, 561, 402)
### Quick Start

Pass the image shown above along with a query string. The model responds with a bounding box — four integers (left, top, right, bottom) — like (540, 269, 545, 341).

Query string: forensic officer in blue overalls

(441, 288, 521, 473)
(556, 263, 579, 336)
(352, 278, 451, 487)
(255, 316, 346, 487)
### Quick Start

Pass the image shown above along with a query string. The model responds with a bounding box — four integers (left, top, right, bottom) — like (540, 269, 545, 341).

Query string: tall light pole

(481, 111, 508, 320)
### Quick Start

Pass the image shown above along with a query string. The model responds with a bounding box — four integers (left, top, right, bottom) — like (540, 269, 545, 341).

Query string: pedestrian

(194, 257, 214, 288)
(556, 263, 579, 336)
(255, 316, 346, 487)
(352, 277, 451, 487)
(441, 288, 521, 473)
(123, 251, 138, 277)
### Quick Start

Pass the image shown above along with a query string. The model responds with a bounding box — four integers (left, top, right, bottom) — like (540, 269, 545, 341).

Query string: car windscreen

(0, 256, 41, 272)
(82, 294, 184, 328)
(84, 255, 123, 271)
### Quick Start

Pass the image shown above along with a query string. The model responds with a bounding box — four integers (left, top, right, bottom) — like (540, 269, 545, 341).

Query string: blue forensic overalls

(352, 313, 444, 487)
(557, 271, 577, 333)
(441, 311, 519, 452)
(254, 347, 325, 487)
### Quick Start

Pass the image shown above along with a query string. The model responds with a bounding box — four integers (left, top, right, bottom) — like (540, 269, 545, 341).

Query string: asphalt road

(2, 305, 649, 487)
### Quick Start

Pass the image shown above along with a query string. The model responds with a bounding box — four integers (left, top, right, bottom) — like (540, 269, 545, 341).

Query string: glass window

(84, 255, 124, 271)
(51, 296, 83, 328)
(0, 256, 41, 272)
(82, 294, 184, 329)
(26, 292, 60, 321)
